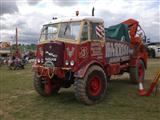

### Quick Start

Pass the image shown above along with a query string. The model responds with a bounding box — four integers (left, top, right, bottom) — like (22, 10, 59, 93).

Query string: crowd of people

(0, 51, 35, 70)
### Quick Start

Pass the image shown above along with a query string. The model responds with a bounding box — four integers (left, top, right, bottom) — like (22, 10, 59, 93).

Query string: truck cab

(36, 17, 105, 73)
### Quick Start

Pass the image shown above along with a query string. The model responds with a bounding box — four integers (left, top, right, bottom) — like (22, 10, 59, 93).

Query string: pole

(16, 28, 18, 53)
(15, 27, 20, 57)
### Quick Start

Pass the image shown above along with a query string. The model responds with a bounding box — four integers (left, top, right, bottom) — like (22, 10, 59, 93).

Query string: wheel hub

(89, 76, 101, 96)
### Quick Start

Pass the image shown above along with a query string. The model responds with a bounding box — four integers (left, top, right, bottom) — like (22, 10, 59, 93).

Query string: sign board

(105, 40, 132, 63)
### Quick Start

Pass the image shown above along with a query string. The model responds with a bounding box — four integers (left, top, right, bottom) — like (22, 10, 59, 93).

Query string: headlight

(41, 59, 44, 63)
(65, 60, 69, 66)
(70, 60, 75, 66)
(34, 59, 37, 64)
(37, 59, 41, 63)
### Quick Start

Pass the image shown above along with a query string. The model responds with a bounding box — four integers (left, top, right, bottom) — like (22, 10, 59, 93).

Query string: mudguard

(130, 58, 138, 67)
(130, 56, 147, 69)
(74, 60, 104, 78)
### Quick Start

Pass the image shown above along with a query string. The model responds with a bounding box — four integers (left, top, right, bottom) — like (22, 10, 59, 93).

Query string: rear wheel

(74, 65, 107, 105)
(107, 76, 111, 82)
(130, 59, 145, 84)
(33, 73, 60, 96)
(150, 49, 156, 58)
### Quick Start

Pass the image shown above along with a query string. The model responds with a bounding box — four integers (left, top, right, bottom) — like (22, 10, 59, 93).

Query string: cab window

(40, 24, 58, 41)
(90, 22, 104, 40)
(91, 23, 98, 40)
(58, 22, 80, 41)
(81, 22, 88, 41)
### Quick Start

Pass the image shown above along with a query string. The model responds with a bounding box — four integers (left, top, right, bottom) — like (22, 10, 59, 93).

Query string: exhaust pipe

(92, 7, 95, 16)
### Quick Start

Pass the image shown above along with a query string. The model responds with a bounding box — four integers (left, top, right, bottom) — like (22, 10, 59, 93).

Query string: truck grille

(43, 42, 64, 67)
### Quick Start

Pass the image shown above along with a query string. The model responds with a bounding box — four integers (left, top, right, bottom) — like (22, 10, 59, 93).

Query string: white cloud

(0, 0, 159, 44)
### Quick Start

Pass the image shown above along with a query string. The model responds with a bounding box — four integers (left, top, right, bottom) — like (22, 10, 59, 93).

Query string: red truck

(33, 16, 148, 104)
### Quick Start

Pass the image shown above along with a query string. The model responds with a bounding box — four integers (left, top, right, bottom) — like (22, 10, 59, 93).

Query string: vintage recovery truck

(33, 16, 148, 104)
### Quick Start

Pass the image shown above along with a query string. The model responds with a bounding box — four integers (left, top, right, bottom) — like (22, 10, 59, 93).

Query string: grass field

(0, 59, 160, 120)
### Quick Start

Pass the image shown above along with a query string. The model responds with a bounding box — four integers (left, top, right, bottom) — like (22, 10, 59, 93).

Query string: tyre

(33, 73, 60, 96)
(74, 65, 107, 105)
(150, 49, 156, 58)
(130, 59, 145, 84)
(107, 76, 111, 82)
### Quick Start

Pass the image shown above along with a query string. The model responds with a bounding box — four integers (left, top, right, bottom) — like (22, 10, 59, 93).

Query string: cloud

(52, 0, 78, 6)
(0, 0, 41, 16)
(1, 17, 27, 31)
(0, 0, 18, 15)
(0, 0, 159, 44)
(0, 13, 44, 44)
(93, 0, 160, 41)
(27, 0, 41, 5)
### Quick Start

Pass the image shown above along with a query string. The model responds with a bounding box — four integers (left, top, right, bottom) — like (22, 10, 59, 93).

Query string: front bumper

(32, 64, 66, 79)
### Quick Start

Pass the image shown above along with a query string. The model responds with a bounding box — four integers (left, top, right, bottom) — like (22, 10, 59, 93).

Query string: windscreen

(58, 22, 80, 40)
(39, 22, 81, 42)
(40, 24, 59, 41)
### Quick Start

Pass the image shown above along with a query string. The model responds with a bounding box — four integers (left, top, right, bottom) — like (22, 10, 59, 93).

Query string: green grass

(0, 59, 160, 120)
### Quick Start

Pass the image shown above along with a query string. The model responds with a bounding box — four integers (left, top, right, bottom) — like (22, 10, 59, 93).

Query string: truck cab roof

(44, 16, 104, 25)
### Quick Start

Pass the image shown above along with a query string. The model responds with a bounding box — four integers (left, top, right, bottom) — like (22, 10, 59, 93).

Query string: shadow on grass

(32, 77, 137, 106)
(33, 90, 80, 106)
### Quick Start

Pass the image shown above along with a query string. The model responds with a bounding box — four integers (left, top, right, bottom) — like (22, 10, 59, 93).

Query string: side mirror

(143, 35, 147, 43)
(147, 38, 150, 43)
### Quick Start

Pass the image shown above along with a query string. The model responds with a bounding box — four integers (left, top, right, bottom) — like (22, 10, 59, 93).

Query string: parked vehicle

(147, 42, 160, 58)
(33, 16, 148, 104)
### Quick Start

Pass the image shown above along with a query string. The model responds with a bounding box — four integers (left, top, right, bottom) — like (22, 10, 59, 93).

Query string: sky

(0, 0, 160, 44)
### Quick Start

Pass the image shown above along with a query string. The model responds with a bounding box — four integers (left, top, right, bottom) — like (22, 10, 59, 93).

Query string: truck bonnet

(36, 42, 64, 67)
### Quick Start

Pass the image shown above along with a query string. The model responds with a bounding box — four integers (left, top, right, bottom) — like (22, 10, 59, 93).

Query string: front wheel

(130, 59, 145, 84)
(74, 65, 107, 105)
(33, 73, 60, 96)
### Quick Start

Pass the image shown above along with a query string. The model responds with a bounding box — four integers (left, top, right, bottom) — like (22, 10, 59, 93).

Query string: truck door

(90, 22, 105, 63)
